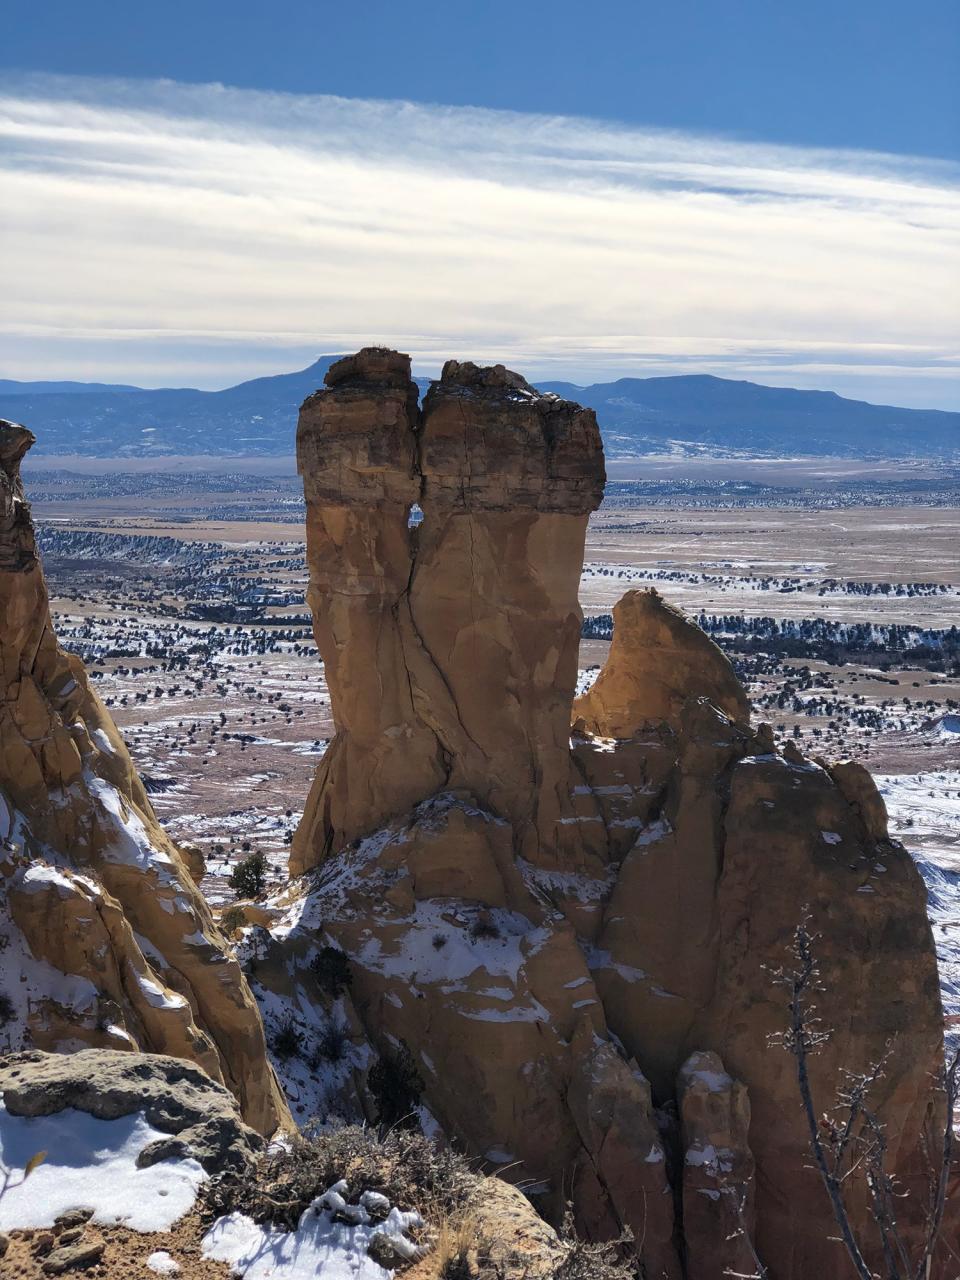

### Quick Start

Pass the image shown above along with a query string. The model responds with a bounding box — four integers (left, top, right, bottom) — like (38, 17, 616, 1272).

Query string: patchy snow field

(202, 1182, 421, 1280)
(0, 1103, 205, 1232)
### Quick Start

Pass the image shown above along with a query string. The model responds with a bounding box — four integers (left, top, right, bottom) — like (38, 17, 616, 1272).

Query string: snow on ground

(201, 1181, 421, 1279)
(0, 1103, 421, 1279)
(0, 1103, 205, 1232)
(878, 771, 960, 1047)
(0, 868, 101, 1057)
(147, 1253, 182, 1275)
(575, 665, 602, 696)
(248, 979, 370, 1127)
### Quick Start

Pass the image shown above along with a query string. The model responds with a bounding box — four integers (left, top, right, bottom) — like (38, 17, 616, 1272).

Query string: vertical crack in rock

(293, 350, 605, 872)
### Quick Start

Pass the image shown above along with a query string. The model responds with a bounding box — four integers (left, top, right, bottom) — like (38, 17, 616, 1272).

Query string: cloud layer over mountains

(2, 74, 958, 406)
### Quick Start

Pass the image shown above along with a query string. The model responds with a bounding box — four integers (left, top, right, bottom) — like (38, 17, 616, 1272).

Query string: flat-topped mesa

(291, 350, 605, 875)
(0, 424, 288, 1137)
(421, 359, 605, 513)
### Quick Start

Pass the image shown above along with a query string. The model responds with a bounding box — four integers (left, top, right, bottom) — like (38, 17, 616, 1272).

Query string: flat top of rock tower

(324, 348, 413, 389)
(437, 359, 538, 398)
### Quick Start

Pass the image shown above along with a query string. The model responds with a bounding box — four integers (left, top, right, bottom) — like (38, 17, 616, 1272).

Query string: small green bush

(229, 850, 269, 899)
(368, 1041, 424, 1130)
(220, 905, 246, 934)
(310, 946, 352, 998)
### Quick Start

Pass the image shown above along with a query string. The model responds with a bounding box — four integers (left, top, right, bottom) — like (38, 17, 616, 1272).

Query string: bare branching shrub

(469, 917, 501, 942)
(772, 917, 959, 1280)
(552, 1209, 640, 1279)
(271, 1016, 303, 1061)
(320, 1021, 349, 1062)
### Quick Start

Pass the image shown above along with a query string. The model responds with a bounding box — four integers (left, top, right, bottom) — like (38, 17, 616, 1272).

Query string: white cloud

(1, 74, 958, 405)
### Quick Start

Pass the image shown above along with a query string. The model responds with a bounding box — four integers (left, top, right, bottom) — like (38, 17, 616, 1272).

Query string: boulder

(0, 1049, 262, 1174)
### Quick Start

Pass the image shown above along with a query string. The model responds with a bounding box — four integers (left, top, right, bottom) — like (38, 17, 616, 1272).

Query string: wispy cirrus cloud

(1, 74, 958, 405)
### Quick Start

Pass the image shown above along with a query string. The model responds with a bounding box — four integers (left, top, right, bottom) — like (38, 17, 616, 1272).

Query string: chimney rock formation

(293, 348, 606, 873)
(280, 353, 950, 1277)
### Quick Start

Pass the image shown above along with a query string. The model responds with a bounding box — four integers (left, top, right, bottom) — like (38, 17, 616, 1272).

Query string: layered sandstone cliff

(0, 421, 288, 1136)
(272, 351, 950, 1278)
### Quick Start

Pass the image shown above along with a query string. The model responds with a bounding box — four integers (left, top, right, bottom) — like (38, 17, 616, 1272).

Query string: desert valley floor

(21, 456, 960, 1051)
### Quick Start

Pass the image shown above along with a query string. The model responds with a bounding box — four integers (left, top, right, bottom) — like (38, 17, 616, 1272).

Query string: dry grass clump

(551, 1233, 640, 1280)
(202, 1130, 640, 1279)
(420, 1205, 640, 1279)
(200, 1124, 475, 1233)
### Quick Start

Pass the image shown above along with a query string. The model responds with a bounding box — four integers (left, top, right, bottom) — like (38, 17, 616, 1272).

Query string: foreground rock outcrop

(270, 351, 952, 1278)
(0, 1048, 263, 1173)
(0, 422, 288, 1136)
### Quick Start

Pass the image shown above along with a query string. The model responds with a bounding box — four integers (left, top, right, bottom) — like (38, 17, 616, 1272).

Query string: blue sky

(2, 1, 958, 406)
(5, 0, 959, 160)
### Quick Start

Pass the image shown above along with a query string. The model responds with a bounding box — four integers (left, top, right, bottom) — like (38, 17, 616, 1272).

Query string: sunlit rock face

(0, 420, 289, 1137)
(283, 353, 947, 1277)
(292, 349, 606, 873)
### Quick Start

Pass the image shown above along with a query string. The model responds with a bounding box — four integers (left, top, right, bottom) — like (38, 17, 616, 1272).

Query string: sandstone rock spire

(0, 420, 288, 1136)
(292, 349, 605, 874)
(279, 353, 950, 1277)
(573, 587, 750, 734)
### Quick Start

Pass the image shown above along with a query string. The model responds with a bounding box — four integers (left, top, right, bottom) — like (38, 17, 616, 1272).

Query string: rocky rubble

(273, 350, 952, 1277)
(0, 421, 288, 1136)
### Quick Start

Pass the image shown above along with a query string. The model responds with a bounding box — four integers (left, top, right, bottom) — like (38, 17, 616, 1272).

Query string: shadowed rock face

(0, 421, 289, 1137)
(284, 353, 951, 1278)
(292, 348, 606, 873)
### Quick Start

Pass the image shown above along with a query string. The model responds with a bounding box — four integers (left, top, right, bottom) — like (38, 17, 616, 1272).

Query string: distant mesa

(0, 356, 957, 460)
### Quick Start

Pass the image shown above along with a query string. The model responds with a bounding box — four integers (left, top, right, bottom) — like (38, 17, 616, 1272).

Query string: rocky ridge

(0, 421, 288, 1136)
(261, 350, 952, 1278)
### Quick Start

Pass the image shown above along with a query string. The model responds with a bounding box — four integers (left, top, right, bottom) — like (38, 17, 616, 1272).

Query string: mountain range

(0, 357, 956, 460)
